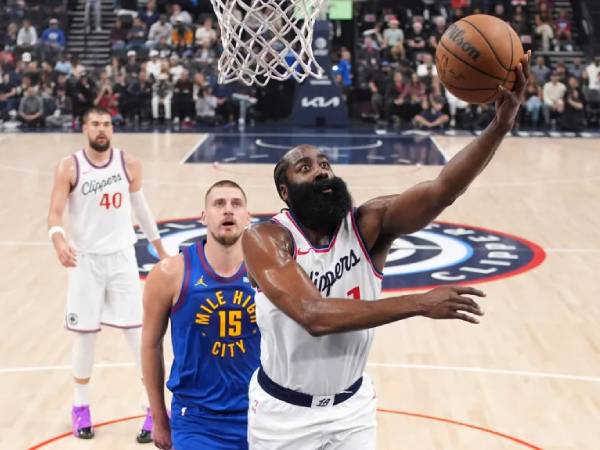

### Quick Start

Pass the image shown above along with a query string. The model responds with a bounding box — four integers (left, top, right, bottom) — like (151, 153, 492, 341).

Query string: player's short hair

(82, 107, 112, 123)
(205, 180, 247, 203)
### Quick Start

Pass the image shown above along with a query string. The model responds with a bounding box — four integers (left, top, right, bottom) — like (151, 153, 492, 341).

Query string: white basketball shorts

(248, 370, 377, 450)
(65, 246, 142, 332)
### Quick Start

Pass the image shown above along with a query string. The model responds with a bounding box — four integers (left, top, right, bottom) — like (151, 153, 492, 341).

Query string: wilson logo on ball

(446, 24, 481, 61)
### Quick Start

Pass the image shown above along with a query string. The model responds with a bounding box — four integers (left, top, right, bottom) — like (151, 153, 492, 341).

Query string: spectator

(561, 76, 585, 131)
(405, 20, 429, 60)
(0, 71, 18, 121)
(428, 16, 446, 50)
(39, 18, 66, 60)
(170, 3, 192, 26)
(171, 20, 193, 56)
(94, 84, 124, 124)
(54, 53, 72, 76)
(17, 19, 38, 53)
(195, 85, 218, 124)
(171, 68, 194, 125)
(2, 23, 19, 51)
(445, 89, 468, 128)
(45, 86, 73, 128)
(333, 49, 352, 88)
(585, 56, 600, 90)
(569, 56, 585, 81)
(512, 5, 530, 38)
(151, 71, 173, 121)
(148, 14, 172, 48)
(554, 59, 569, 84)
(493, 3, 510, 22)
(168, 53, 185, 81)
(413, 96, 449, 129)
(73, 71, 95, 120)
(110, 19, 128, 52)
(71, 56, 87, 79)
(382, 17, 403, 50)
(127, 17, 148, 53)
(531, 56, 551, 86)
(127, 70, 153, 122)
(192, 40, 217, 70)
(405, 71, 427, 117)
(524, 77, 543, 127)
(18, 85, 44, 127)
(84, 0, 102, 33)
(385, 71, 410, 126)
(554, 9, 572, 51)
(124, 50, 142, 79)
(146, 50, 162, 81)
(139, 0, 159, 29)
(543, 71, 566, 126)
(534, 11, 554, 51)
(195, 17, 217, 48)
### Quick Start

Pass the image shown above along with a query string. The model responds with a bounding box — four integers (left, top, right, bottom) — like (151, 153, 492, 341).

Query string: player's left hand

(494, 50, 531, 129)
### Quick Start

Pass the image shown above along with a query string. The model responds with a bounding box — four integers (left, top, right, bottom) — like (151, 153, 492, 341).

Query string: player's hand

(55, 241, 77, 267)
(152, 418, 172, 449)
(494, 50, 531, 129)
(417, 286, 485, 324)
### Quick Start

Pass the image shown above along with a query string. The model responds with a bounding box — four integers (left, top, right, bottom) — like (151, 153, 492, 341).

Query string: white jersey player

(47, 107, 168, 442)
(242, 55, 528, 450)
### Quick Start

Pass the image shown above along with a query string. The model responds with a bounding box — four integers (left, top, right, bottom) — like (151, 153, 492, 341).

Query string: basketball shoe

(136, 408, 153, 444)
(71, 405, 94, 439)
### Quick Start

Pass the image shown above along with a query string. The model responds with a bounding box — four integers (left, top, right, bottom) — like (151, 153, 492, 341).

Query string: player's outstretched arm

(48, 157, 77, 267)
(242, 223, 484, 337)
(141, 256, 182, 450)
(359, 51, 531, 242)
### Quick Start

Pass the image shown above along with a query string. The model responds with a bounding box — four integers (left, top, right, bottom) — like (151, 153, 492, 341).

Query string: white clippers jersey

(67, 148, 137, 254)
(255, 210, 383, 395)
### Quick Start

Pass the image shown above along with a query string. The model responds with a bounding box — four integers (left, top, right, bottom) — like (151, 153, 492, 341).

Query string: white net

(210, 0, 327, 86)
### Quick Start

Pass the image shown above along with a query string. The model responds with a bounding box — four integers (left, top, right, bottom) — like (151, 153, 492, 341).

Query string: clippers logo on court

(135, 217, 545, 290)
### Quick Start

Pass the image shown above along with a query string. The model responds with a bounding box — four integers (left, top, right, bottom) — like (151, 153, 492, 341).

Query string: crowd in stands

(346, 0, 600, 131)
(0, 0, 599, 131)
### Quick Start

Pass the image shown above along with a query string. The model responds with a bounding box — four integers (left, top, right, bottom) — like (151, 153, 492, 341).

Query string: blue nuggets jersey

(167, 240, 260, 412)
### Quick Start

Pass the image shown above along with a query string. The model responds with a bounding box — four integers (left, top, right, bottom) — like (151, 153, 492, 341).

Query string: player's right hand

(418, 286, 485, 324)
(55, 242, 77, 267)
(152, 420, 172, 450)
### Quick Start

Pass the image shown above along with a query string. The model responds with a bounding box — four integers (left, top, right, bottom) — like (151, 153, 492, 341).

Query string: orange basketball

(435, 14, 524, 104)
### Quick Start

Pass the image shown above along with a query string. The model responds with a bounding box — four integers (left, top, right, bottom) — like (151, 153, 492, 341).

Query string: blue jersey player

(142, 180, 260, 449)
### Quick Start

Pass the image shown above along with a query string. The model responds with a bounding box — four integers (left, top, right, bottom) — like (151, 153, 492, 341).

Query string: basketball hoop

(210, 0, 327, 86)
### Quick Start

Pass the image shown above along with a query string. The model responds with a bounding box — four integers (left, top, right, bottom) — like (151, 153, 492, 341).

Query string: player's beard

(210, 229, 243, 247)
(89, 135, 111, 152)
(286, 176, 353, 233)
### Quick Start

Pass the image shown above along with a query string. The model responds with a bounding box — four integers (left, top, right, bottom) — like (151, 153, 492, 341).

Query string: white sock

(74, 383, 90, 406)
(72, 332, 97, 406)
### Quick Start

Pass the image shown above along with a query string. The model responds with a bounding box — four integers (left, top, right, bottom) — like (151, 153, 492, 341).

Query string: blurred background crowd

(1, 0, 599, 131)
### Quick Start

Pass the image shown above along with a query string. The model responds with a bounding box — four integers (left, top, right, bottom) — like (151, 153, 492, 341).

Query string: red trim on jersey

(70, 154, 79, 193)
(82, 147, 114, 169)
(197, 240, 246, 283)
(120, 150, 132, 184)
(350, 209, 384, 280)
(171, 247, 191, 314)
(284, 210, 342, 254)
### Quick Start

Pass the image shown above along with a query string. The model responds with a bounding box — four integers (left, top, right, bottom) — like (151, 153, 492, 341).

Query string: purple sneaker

(71, 405, 94, 439)
(136, 408, 153, 444)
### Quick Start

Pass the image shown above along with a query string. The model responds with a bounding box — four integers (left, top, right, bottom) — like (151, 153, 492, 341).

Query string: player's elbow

(299, 302, 331, 337)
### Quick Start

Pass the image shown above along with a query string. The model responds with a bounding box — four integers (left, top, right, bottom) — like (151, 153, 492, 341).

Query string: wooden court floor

(0, 132, 599, 449)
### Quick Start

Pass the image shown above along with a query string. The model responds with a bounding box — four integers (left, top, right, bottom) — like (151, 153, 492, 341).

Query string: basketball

(435, 14, 524, 104)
